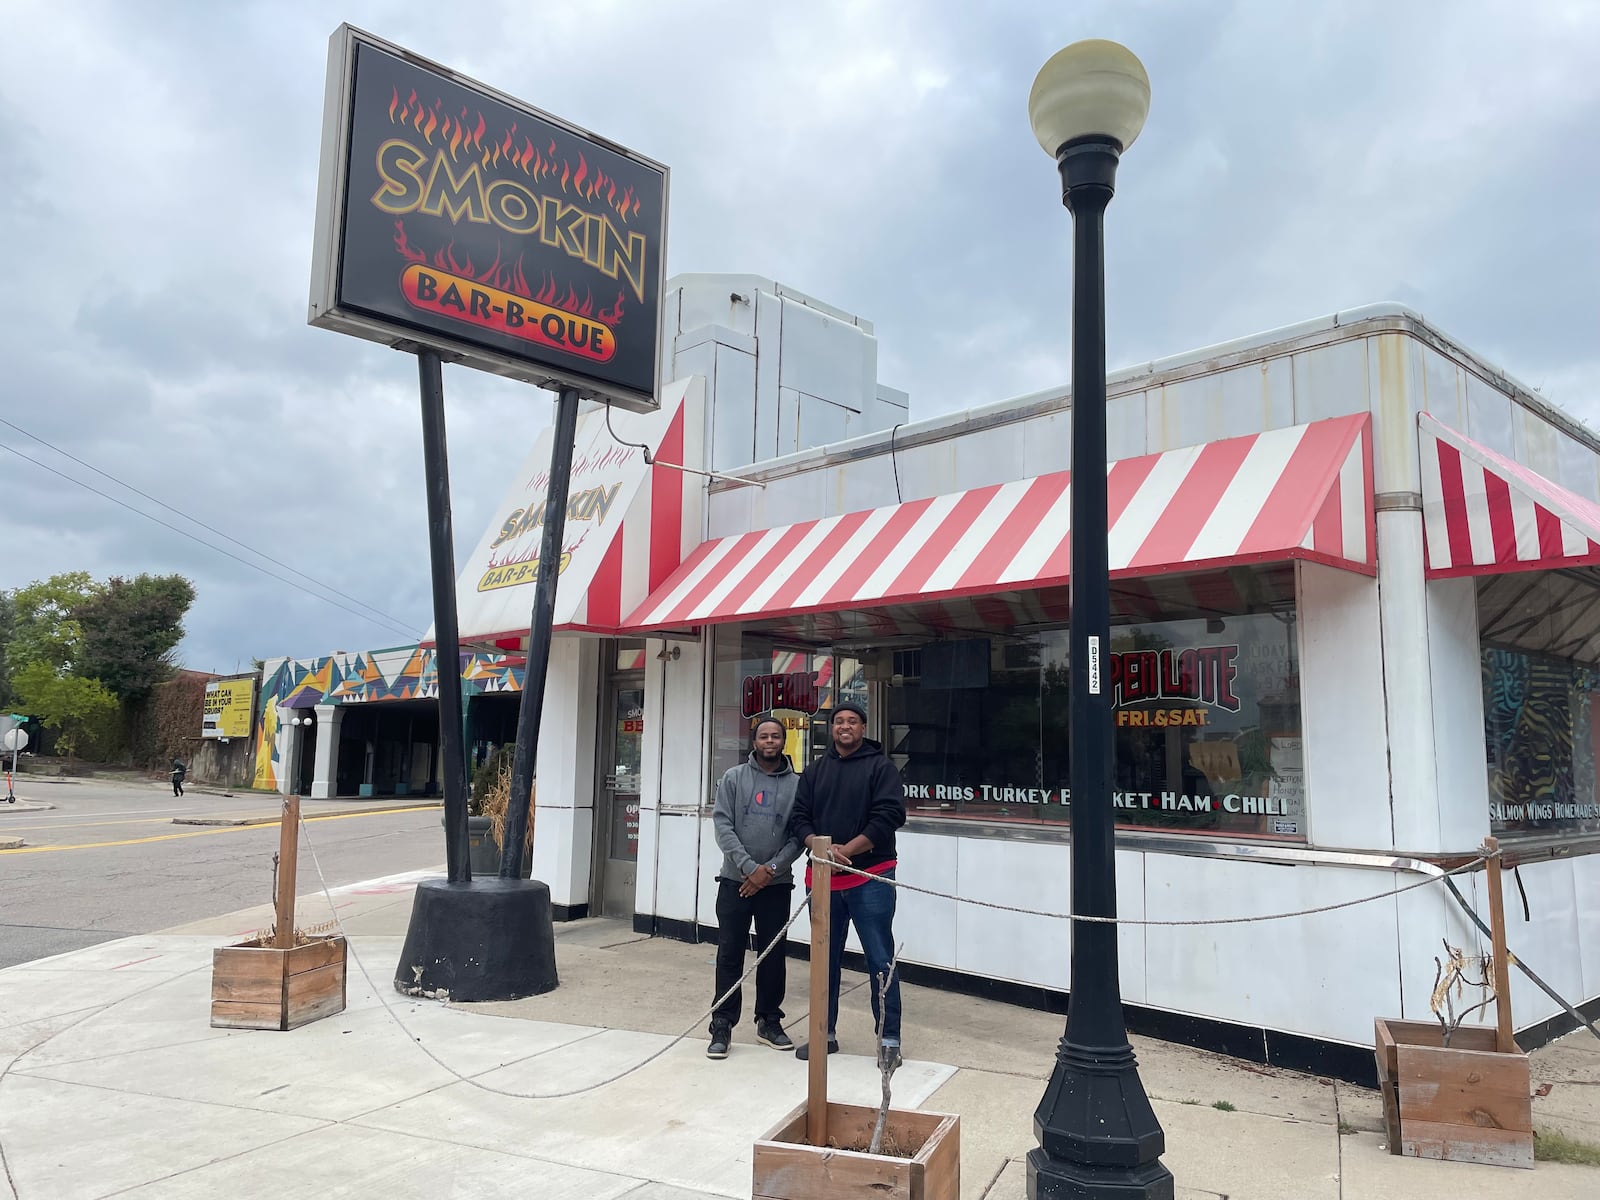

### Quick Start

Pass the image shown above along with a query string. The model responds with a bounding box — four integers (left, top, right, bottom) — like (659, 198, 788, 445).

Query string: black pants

(172, 779, 184, 796)
(711, 878, 792, 1031)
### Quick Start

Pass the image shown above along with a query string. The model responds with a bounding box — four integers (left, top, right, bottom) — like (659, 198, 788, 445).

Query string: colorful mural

(251, 644, 525, 790)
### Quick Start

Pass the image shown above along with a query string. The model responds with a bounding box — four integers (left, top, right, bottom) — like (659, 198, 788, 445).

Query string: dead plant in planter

(868, 947, 905, 1156)
(478, 756, 535, 859)
(1430, 938, 1497, 1047)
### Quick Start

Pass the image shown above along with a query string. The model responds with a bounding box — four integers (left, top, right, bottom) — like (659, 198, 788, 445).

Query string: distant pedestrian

(171, 758, 187, 797)
(707, 717, 802, 1059)
(789, 702, 907, 1067)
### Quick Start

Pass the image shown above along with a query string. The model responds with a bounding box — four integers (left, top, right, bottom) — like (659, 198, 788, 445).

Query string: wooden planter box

(1374, 1018, 1532, 1169)
(211, 935, 347, 1031)
(752, 1100, 959, 1200)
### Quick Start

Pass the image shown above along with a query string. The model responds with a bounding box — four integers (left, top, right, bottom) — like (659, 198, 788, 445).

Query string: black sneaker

(878, 1043, 902, 1071)
(707, 1024, 731, 1059)
(794, 1037, 838, 1061)
(756, 1020, 794, 1051)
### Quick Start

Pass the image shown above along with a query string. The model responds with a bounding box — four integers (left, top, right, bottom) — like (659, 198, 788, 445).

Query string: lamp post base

(1028, 1049, 1173, 1199)
(1026, 1153, 1174, 1200)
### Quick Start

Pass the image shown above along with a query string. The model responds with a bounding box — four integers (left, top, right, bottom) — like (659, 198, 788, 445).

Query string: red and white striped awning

(623, 413, 1372, 633)
(1420, 413, 1600, 578)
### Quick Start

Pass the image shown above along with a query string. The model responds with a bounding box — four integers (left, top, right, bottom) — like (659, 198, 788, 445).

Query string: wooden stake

(274, 793, 300, 950)
(807, 836, 832, 1148)
(1483, 837, 1515, 1053)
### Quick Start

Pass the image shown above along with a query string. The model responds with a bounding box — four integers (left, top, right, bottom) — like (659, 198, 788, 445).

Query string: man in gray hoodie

(708, 716, 802, 1058)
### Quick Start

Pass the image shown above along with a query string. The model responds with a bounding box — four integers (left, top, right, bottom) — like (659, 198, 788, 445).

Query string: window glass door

(598, 682, 644, 916)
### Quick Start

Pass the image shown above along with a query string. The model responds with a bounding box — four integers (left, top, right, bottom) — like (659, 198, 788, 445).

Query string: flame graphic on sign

(388, 86, 644, 224)
(392, 221, 617, 324)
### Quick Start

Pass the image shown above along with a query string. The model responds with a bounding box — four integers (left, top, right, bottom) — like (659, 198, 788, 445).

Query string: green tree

(8, 572, 103, 673)
(73, 574, 197, 701)
(11, 660, 118, 758)
(0, 592, 14, 710)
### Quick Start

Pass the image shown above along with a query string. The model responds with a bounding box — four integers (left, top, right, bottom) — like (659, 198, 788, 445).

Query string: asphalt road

(0, 777, 446, 968)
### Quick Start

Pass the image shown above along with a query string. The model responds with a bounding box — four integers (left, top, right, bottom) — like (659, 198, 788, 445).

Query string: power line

(0, 441, 418, 641)
(0, 415, 413, 631)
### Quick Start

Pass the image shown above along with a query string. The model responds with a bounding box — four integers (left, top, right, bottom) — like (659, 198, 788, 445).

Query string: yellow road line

(5, 815, 201, 834)
(0, 805, 441, 854)
(10, 805, 440, 834)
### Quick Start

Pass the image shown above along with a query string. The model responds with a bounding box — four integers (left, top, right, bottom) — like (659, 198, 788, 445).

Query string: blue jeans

(827, 869, 901, 1043)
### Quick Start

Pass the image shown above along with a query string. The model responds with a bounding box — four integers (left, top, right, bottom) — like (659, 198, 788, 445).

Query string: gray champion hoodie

(712, 752, 802, 883)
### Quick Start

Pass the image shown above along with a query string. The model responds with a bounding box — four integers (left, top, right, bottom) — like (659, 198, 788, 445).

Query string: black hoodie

(789, 737, 906, 878)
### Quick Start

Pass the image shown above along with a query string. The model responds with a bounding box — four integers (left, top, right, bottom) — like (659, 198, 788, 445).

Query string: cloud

(1, 0, 1597, 675)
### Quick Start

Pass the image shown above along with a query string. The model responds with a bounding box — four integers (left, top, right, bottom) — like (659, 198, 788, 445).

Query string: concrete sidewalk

(0, 871, 1593, 1199)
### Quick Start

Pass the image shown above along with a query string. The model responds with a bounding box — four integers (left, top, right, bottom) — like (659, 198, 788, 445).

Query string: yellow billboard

(202, 676, 256, 740)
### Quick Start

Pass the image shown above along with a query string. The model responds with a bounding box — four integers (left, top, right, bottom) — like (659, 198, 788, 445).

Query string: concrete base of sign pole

(393, 878, 558, 1003)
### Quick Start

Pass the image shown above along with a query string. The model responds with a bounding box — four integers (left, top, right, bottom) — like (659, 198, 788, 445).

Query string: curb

(0, 837, 22, 850)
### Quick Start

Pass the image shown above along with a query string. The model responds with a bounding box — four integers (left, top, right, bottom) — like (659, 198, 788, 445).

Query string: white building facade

(261, 277, 1600, 1083)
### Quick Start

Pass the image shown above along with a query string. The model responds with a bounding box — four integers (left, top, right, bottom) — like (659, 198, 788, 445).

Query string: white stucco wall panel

(652, 811, 703, 922)
(1558, 428, 1600, 503)
(531, 804, 593, 908)
(706, 486, 755, 540)
(633, 806, 660, 915)
(885, 439, 958, 508)
(711, 344, 758, 471)
(1579, 854, 1600, 1003)
(892, 831, 960, 971)
(1106, 393, 1148, 462)
(1020, 410, 1071, 480)
(1425, 578, 1490, 849)
(1514, 405, 1564, 482)
(952, 419, 1027, 493)
(678, 285, 756, 340)
(1143, 856, 1402, 1045)
(836, 454, 902, 514)
(1291, 338, 1369, 427)
(1369, 333, 1428, 495)
(1375, 511, 1442, 852)
(1296, 562, 1392, 850)
(1420, 346, 1466, 432)
(1499, 858, 1586, 1028)
(754, 292, 782, 460)
(954, 836, 1073, 991)
(1146, 358, 1293, 452)
(777, 297, 868, 409)
(655, 641, 706, 811)
(1394, 880, 1486, 1024)
(1465, 371, 1515, 458)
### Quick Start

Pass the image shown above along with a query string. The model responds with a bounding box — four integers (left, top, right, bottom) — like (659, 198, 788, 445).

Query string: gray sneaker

(707, 1023, 731, 1059)
(756, 1020, 794, 1051)
(878, 1043, 902, 1071)
(794, 1037, 838, 1061)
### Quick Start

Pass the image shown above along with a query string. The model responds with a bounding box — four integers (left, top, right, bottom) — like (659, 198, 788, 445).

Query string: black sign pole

(417, 349, 471, 884)
(501, 385, 581, 877)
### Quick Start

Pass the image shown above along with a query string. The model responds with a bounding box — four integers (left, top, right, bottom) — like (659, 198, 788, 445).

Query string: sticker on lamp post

(1088, 635, 1101, 695)
(308, 25, 669, 412)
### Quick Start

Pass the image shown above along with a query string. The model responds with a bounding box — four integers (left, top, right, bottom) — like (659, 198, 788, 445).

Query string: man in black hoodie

(788, 701, 907, 1066)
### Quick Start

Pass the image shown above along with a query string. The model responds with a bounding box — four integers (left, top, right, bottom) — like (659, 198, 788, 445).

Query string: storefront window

(1478, 572, 1600, 840)
(1483, 646, 1600, 839)
(708, 567, 1304, 839)
(890, 610, 1303, 839)
(710, 632, 857, 799)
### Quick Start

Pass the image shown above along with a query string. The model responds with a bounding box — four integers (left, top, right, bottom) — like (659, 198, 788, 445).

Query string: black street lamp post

(1026, 40, 1173, 1199)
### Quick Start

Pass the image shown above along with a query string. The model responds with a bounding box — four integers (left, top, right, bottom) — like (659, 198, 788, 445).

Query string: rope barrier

(294, 805, 1497, 1098)
(806, 851, 1492, 926)
(299, 812, 811, 1100)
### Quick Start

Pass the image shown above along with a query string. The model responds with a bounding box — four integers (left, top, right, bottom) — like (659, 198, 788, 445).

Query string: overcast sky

(2, 1, 1597, 674)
